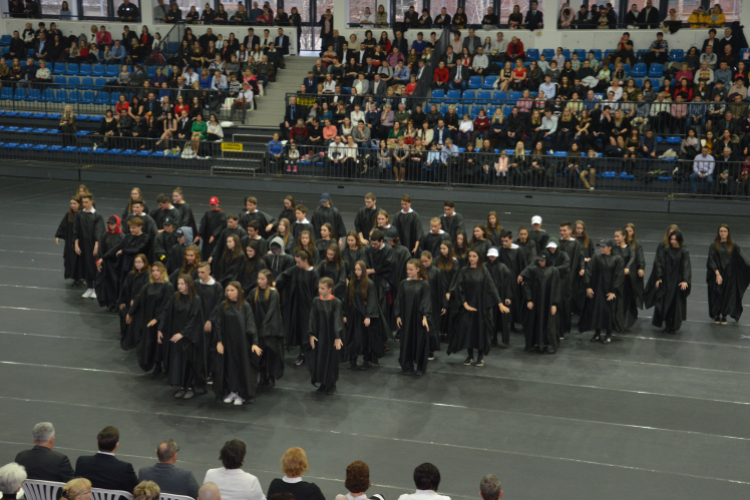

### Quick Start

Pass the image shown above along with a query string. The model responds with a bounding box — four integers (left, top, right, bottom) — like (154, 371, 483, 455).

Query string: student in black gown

(652, 231, 691, 334)
(307, 277, 344, 395)
(126, 261, 174, 374)
(312, 193, 347, 245)
(644, 224, 680, 310)
(344, 260, 384, 369)
(168, 244, 200, 287)
(395, 259, 433, 375)
(122, 187, 149, 224)
(420, 251, 447, 359)
(317, 244, 348, 298)
(214, 281, 263, 405)
(558, 222, 587, 334)
(469, 224, 492, 259)
(74, 193, 105, 299)
(251, 269, 285, 388)
(386, 228, 413, 336)
(209, 215, 245, 264)
(239, 240, 266, 297)
(159, 274, 205, 400)
(441, 201, 466, 242)
(354, 193, 379, 245)
(515, 226, 536, 265)
(364, 228, 394, 351)
(297, 229, 321, 264)
(624, 223, 646, 313)
(95, 215, 125, 311)
(419, 217, 451, 259)
(520, 250, 562, 353)
(213, 234, 246, 287)
(393, 195, 424, 256)
(172, 187, 198, 239)
(498, 230, 527, 329)
(274, 218, 296, 255)
(55, 195, 83, 286)
(196, 196, 227, 261)
(436, 241, 460, 342)
(239, 196, 277, 239)
(580, 240, 624, 343)
(315, 223, 337, 258)
(613, 229, 638, 330)
(342, 231, 366, 274)
(241, 221, 269, 256)
(706, 224, 750, 325)
(275, 251, 320, 366)
(264, 236, 295, 277)
(292, 204, 316, 242)
(277, 195, 297, 230)
(448, 250, 503, 366)
(195, 261, 224, 385)
(485, 248, 514, 348)
(121, 201, 156, 262)
(486, 211, 502, 246)
(118, 253, 149, 350)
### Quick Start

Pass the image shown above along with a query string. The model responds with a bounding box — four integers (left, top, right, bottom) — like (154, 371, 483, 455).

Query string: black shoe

(245, 397, 255, 404)
(174, 389, 186, 399)
(499, 342, 509, 349)
(295, 353, 305, 366)
(463, 356, 474, 366)
(183, 389, 195, 400)
(721, 316, 728, 325)
(402, 368, 415, 375)
(604, 334, 611, 343)
(325, 386, 336, 395)
(714, 316, 721, 324)
(590, 334, 601, 342)
(415, 370, 424, 376)
(545, 347, 556, 354)
(206, 375, 214, 385)
(152, 364, 163, 378)
(315, 386, 325, 394)
(360, 361, 371, 370)
(347, 361, 357, 370)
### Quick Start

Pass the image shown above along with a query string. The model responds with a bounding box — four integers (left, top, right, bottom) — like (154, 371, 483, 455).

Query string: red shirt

(473, 116, 490, 133)
(507, 40, 525, 58)
(434, 67, 449, 83)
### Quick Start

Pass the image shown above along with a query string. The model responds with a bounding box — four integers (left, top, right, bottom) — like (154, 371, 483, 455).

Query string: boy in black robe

(529, 215, 550, 255)
(95, 215, 125, 311)
(365, 229, 394, 349)
(241, 220, 269, 255)
(150, 193, 182, 231)
(520, 250, 561, 353)
(419, 218, 451, 259)
(264, 237, 295, 276)
(307, 277, 344, 395)
(394, 194, 424, 256)
(440, 200, 465, 241)
(240, 196, 277, 239)
(312, 193, 347, 244)
(354, 192, 378, 245)
(485, 248, 513, 347)
(172, 188, 198, 240)
(498, 230, 527, 328)
(195, 262, 224, 384)
(558, 222, 587, 334)
(275, 251, 320, 366)
(196, 196, 227, 261)
(386, 228, 413, 337)
(153, 217, 179, 269)
(292, 204, 316, 241)
(209, 214, 244, 263)
(546, 239, 570, 339)
(110, 217, 151, 284)
(74, 193, 105, 299)
(168, 229, 190, 276)
(580, 240, 624, 343)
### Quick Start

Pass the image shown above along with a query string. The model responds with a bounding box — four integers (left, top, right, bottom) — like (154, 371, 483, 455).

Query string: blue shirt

(268, 140, 283, 155)
(111, 45, 127, 59)
(584, 97, 600, 111)
(395, 66, 410, 81)
(412, 40, 427, 54)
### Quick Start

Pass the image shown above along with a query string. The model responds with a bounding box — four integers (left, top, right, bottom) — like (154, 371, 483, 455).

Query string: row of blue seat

(0, 61, 170, 79)
(0, 142, 184, 158)
(0, 87, 172, 105)
(0, 110, 104, 122)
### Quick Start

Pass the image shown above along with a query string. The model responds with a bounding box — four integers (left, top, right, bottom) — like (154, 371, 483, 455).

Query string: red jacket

(434, 67, 449, 83)
(507, 40, 525, 59)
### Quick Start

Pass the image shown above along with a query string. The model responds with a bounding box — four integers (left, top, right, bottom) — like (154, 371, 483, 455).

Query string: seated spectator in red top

(507, 36, 525, 61)
(433, 61, 449, 90)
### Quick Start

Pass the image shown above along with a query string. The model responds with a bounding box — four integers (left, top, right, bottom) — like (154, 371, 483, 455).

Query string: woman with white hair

(0, 463, 26, 500)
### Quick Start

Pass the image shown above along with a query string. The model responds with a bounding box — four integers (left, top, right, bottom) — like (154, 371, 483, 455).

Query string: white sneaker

(82, 289, 93, 298)
(223, 393, 236, 404)
(233, 396, 244, 406)
(589, 187, 595, 191)
(89, 290, 97, 299)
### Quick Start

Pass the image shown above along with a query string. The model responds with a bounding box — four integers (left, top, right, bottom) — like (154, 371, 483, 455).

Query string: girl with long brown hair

(318, 244, 347, 297)
(252, 269, 284, 388)
(345, 260, 383, 369)
(56, 195, 83, 285)
(118, 253, 150, 350)
(170, 245, 201, 286)
(240, 240, 266, 297)
(486, 211, 503, 246)
(214, 234, 245, 287)
(644, 224, 680, 309)
(296, 229, 319, 263)
(394, 259, 432, 375)
(707, 224, 750, 324)
(342, 231, 365, 275)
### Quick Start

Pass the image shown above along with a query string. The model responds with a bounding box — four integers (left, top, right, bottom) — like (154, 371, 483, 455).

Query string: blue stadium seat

(634, 78, 643, 88)
(636, 49, 649, 61)
(92, 64, 105, 76)
(52, 63, 66, 75)
(80, 77, 94, 89)
(33, 144, 49, 152)
(561, 49, 570, 60)
(54, 76, 67, 86)
(0, 35, 11, 46)
(94, 77, 107, 87)
(67, 90, 81, 103)
(79, 147, 93, 154)
(137, 150, 152, 157)
(542, 49, 554, 60)
(604, 49, 616, 60)
(476, 91, 491, 104)
(431, 89, 445, 100)
(650, 78, 661, 88)
(669, 49, 684, 62)
(461, 90, 476, 103)
(33, 128, 47, 134)
(4, 111, 18, 117)
(52, 90, 67, 103)
(89, 116, 104, 122)
(65, 63, 79, 75)
(93, 148, 108, 155)
(66, 76, 80, 89)
(508, 91, 522, 101)
(18, 127, 33, 133)
(440, 105, 449, 114)
(79, 63, 92, 76)
(27, 89, 41, 101)
(108, 148, 123, 155)
(48, 145, 63, 153)
(47, 113, 61, 119)
(147, 66, 157, 77)
(18, 112, 32, 118)
(631, 63, 647, 78)
(62, 146, 77, 153)
(110, 93, 120, 105)
(482, 76, 497, 89)
(467, 76, 482, 89)
(41, 89, 55, 101)
(13, 88, 26, 101)
(591, 49, 602, 60)
(573, 49, 586, 60)
(648, 64, 664, 77)
(491, 91, 506, 104)
(168, 41, 180, 53)
(105, 66, 118, 77)
(526, 49, 539, 61)
(446, 90, 460, 103)
(0, 87, 13, 100)
(81, 91, 95, 104)
(33, 112, 47, 119)
(95, 91, 109, 104)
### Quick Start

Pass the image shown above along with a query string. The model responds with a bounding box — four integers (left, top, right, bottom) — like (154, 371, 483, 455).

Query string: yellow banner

(221, 143, 243, 152)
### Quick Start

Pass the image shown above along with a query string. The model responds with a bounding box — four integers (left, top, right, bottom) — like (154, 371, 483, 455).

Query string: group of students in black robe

(55, 185, 750, 402)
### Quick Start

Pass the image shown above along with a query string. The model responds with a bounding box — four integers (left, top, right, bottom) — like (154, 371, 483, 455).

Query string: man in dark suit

(74, 426, 138, 492)
(636, 0, 660, 29)
(14, 422, 75, 483)
(138, 440, 200, 499)
(392, 31, 409, 55)
(524, 1, 544, 30)
(275, 28, 290, 57)
(303, 72, 317, 93)
(279, 96, 307, 139)
(243, 28, 260, 52)
(8, 31, 26, 60)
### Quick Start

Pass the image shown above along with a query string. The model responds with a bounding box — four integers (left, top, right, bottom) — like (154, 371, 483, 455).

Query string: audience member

(266, 448, 325, 500)
(138, 440, 200, 499)
(14, 422, 74, 483)
(203, 440, 266, 500)
(74, 426, 138, 492)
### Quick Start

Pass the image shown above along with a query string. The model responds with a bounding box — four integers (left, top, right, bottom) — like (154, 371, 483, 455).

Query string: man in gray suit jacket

(370, 74, 387, 97)
(462, 29, 482, 55)
(138, 440, 200, 499)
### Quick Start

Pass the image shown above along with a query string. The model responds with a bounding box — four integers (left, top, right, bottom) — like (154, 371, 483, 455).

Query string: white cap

(546, 241, 558, 249)
(531, 215, 542, 225)
(487, 247, 499, 257)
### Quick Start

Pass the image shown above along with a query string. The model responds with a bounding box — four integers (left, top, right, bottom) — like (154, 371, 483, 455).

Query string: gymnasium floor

(1, 176, 749, 500)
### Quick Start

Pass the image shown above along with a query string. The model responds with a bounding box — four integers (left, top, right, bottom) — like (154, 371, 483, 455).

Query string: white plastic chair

(22, 480, 65, 500)
(160, 494, 195, 500)
(91, 488, 133, 500)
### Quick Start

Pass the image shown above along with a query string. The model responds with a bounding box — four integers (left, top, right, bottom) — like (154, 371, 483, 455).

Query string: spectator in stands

(524, 1, 544, 30)
(636, 0, 660, 28)
(708, 6, 727, 28)
(0, 462, 26, 500)
(463, 29, 481, 56)
(137, 440, 199, 499)
(479, 474, 503, 500)
(30, 59, 51, 85)
(153, 0, 169, 23)
(14, 423, 73, 482)
(452, 7, 468, 29)
(60, 478, 92, 500)
(22, 0, 39, 17)
(435, 7, 451, 27)
(117, 0, 139, 22)
(691, 145, 715, 193)
(74, 426, 138, 492)
(472, 47, 489, 76)
(450, 61, 469, 91)
(507, 37, 525, 63)
(8, 0, 25, 18)
(644, 32, 668, 70)
(165, 2, 182, 23)
(398, 463, 449, 500)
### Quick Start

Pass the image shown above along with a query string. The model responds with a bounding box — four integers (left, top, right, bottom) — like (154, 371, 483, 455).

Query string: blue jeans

(449, 79, 468, 91)
(690, 172, 713, 193)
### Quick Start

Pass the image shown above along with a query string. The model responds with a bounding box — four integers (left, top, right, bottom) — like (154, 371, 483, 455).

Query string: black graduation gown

(420, 231, 451, 259)
(150, 206, 182, 230)
(240, 209, 276, 239)
(315, 238, 335, 256)
(250, 289, 285, 382)
(312, 205, 347, 241)
(73, 210, 105, 282)
(498, 245, 527, 324)
(153, 231, 179, 270)
(239, 259, 266, 297)
(241, 235, 270, 256)
(364, 244, 393, 342)
(118, 271, 149, 349)
(317, 261, 348, 298)
(169, 266, 198, 288)
(341, 247, 366, 275)
(121, 203, 150, 223)
(440, 213, 465, 241)
(174, 201, 198, 237)
(195, 279, 224, 376)
(198, 209, 227, 260)
(389, 243, 413, 329)
(448, 267, 500, 356)
(354, 206, 378, 240)
(707, 243, 750, 321)
(579, 254, 625, 334)
(121, 214, 158, 257)
(277, 208, 296, 228)
(292, 220, 316, 242)
(160, 293, 205, 388)
(210, 226, 246, 262)
(520, 263, 562, 352)
(515, 238, 537, 266)
(306, 297, 344, 390)
(129, 281, 174, 371)
(111, 233, 152, 284)
(487, 227, 502, 247)
(344, 279, 384, 361)
(486, 260, 513, 346)
(644, 243, 667, 310)
(213, 252, 246, 288)
(394, 280, 432, 373)
(558, 239, 587, 323)
(471, 239, 492, 260)
(394, 210, 424, 255)
(529, 229, 550, 255)
(652, 247, 691, 332)
(275, 266, 320, 348)
(264, 252, 295, 277)
(95, 230, 125, 308)
(631, 243, 646, 309)
(423, 265, 446, 352)
(167, 243, 188, 277)
(55, 213, 83, 281)
(213, 301, 259, 401)
(613, 244, 638, 330)
(438, 261, 460, 337)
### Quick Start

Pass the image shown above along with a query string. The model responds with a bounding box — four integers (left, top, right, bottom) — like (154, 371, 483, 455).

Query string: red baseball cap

(209, 196, 220, 205)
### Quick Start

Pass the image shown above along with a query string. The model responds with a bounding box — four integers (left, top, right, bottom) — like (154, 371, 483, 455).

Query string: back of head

(62, 478, 92, 500)
(199, 483, 221, 500)
(280, 447, 309, 477)
(97, 426, 119, 452)
(479, 475, 502, 500)
(219, 439, 246, 469)
(31, 422, 55, 445)
(0, 463, 27, 495)
(345, 461, 370, 494)
(156, 440, 179, 463)
(133, 481, 161, 500)
(413, 463, 440, 491)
